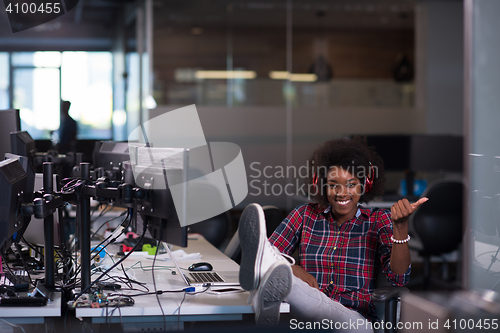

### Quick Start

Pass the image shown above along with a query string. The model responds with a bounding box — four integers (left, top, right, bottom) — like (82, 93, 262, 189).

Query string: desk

(76, 235, 289, 331)
(0, 291, 62, 332)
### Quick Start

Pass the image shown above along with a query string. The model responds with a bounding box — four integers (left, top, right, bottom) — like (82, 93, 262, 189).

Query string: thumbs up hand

(391, 197, 428, 225)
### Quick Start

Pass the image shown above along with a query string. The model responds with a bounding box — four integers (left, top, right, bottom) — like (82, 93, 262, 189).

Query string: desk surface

(76, 235, 289, 323)
(0, 291, 61, 322)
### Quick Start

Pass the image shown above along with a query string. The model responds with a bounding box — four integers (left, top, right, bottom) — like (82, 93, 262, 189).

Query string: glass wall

(8, 51, 113, 140)
(0, 53, 9, 109)
(152, 1, 415, 108)
(150, 0, 417, 209)
(12, 52, 61, 140)
(465, 0, 500, 297)
(126, 52, 141, 141)
(61, 52, 113, 139)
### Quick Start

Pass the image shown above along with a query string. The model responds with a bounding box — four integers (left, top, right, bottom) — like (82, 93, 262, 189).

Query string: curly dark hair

(308, 136, 385, 205)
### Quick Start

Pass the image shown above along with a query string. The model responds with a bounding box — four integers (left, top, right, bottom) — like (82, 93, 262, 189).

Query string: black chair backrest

(413, 181, 464, 256)
(263, 206, 285, 238)
(188, 211, 232, 249)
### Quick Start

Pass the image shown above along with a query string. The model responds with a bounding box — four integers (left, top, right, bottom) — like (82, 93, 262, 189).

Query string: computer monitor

(0, 109, 21, 161)
(410, 135, 463, 172)
(22, 173, 61, 247)
(4, 154, 35, 246)
(363, 134, 463, 173)
(364, 135, 411, 171)
(93, 141, 139, 180)
(93, 141, 131, 168)
(138, 189, 188, 248)
(10, 131, 36, 167)
(361, 134, 463, 197)
(130, 145, 188, 248)
(0, 158, 28, 254)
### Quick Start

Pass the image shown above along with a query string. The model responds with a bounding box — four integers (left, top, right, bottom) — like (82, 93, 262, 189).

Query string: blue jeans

(285, 276, 374, 333)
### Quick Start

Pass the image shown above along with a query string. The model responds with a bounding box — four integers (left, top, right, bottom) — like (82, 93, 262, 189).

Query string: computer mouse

(188, 262, 213, 271)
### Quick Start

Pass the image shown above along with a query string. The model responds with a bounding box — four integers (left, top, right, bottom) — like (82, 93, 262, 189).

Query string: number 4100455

(444, 318, 498, 330)
(5, 2, 61, 14)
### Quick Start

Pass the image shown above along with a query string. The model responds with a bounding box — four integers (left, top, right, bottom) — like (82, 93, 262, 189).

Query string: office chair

(410, 180, 464, 290)
(372, 285, 409, 333)
(188, 211, 232, 249)
(262, 205, 285, 237)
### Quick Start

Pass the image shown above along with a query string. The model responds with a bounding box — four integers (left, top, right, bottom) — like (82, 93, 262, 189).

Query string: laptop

(164, 244, 240, 287)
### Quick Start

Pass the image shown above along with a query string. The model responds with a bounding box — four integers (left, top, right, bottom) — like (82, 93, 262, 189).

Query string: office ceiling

(0, 0, 451, 51)
(64, 0, 131, 25)
(0, 0, 417, 37)
(0, 0, 132, 35)
(0, 0, 136, 50)
(153, 0, 416, 30)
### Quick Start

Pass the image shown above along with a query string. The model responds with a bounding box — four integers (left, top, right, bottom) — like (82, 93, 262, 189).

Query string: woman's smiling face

(326, 166, 363, 224)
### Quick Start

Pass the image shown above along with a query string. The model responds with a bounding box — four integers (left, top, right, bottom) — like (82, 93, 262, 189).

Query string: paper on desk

(145, 249, 202, 261)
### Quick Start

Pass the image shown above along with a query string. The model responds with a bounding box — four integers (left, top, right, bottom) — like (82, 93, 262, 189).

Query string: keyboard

(186, 272, 225, 284)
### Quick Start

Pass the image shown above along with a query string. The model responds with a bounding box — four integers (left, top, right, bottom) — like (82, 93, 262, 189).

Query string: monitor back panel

(23, 173, 60, 247)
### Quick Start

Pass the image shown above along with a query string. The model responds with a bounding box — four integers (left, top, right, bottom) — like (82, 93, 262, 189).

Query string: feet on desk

(239, 203, 294, 325)
(248, 262, 292, 325)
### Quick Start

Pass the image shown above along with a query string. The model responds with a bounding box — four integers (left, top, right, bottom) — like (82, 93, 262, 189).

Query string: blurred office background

(0, 0, 464, 207)
(1, 0, 500, 300)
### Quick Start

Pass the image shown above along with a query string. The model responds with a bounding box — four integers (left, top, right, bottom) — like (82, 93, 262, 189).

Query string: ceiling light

(290, 73, 318, 82)
(269, 71, 289, 80)
(195, 70, 256, 79)
(269, 71, 318, 82)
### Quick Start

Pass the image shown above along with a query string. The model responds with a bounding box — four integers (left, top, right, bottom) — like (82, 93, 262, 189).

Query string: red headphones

(312, 172, 318, 193)
(364, 162, 375, 194)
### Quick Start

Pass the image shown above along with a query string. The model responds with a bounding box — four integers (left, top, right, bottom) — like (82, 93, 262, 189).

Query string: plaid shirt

(269, 203, 410, 321)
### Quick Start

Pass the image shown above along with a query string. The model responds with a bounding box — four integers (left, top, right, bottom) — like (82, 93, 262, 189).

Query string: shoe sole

(239, 203, 265, 291)
(255, 263, 292, 326)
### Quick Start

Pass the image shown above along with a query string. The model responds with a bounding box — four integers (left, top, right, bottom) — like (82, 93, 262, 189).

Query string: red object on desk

(120, 244, 134, 253)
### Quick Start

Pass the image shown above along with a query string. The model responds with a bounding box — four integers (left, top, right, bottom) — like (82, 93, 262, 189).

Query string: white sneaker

(249, 261, 292, 325)
(238, 203, 295, 291)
